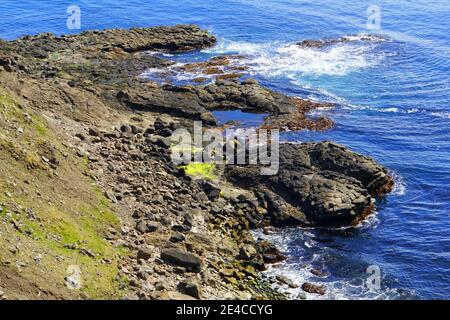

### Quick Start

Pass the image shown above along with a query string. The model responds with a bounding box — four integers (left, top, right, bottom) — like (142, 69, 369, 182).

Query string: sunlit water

(1, 0, 448, 299)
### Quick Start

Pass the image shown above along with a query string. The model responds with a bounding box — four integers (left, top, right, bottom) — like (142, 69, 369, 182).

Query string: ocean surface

(1, 0, 448, 299)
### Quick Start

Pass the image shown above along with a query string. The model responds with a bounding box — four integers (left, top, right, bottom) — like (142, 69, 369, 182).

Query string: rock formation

(0, 24, 393, 300)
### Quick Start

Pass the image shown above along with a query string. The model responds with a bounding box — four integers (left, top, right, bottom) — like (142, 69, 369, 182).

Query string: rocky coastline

(0, 25, 393, 300)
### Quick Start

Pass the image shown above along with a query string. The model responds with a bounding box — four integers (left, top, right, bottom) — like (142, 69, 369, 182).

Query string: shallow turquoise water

(0, 0, 449, 299)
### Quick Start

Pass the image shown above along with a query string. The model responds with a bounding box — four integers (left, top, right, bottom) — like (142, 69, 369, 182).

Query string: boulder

(170, 233, 186, 243)
(178, 280, 202, 299)
(302, 282, 326, 295)
(166, 291, 197, 300)
(135, 221, 148, 233)
(137, 248, 152, 260)
(239, 244, 257, 260)
(160, 248, 203, 272)
(276, 275, 299, 288)
(257, 240, 286, 263)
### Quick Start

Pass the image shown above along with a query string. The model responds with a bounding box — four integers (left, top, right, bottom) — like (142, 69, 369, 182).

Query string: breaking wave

(295, 84, 450, 121)
(205, 34, 388, 77)
(252, 228, 414, 300)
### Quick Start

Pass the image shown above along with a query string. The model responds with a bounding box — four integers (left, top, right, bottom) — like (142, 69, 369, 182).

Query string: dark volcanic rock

(117, 74, 337, 130)
(297, 34, 387, 49)
(257, 240, 286, 263)
(137, 248, 153, 260)
(161, 248, 203, 273)
(0, 24, 333, 131)
(4, 24, 216, 59)
(225, 141, 393, 227)
(301, 282, 326, 295)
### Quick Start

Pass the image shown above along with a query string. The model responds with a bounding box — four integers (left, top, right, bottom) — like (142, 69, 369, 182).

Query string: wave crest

(205, 34, 388, 77)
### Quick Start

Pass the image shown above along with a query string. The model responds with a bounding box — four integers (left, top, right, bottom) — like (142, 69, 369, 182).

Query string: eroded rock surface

(225, 142, 393, 227)
(118, 77, 312, 125)
(0, 24, 394, 300)
(0, 25, 333, 131)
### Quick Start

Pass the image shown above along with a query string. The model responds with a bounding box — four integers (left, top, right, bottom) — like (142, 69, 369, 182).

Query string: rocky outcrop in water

(225, 142, 393, 227)
(119, 76, 335, 130)
(0, 24, 394, 300)
(0, 24, 333, 131)
(297, 34, 387, 49)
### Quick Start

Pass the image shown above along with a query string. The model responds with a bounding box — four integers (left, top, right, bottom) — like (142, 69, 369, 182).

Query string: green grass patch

(0, 86, 128, 299)
(180, 162, 217, 180)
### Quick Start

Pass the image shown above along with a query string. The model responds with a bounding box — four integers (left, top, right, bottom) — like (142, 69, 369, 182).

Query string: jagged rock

(302, 282, 326, 295)
(297, 34, 387, 49)
(257, 240, 286, 263)
(276, 275, 299, 288)
(0, 23, 396, 301)
(310, 268, 327, 277)
(161, 248, 202, 273)
(178, 280, 202, 299)
(239, 244, 257, 260)
(225, 141, 393, 227)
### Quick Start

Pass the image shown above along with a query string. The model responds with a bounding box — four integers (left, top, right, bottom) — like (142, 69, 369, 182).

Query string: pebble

(34, 254, 42, 263)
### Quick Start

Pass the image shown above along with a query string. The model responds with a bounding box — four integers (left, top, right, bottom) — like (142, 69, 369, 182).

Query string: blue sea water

(0, 0, 448, 299)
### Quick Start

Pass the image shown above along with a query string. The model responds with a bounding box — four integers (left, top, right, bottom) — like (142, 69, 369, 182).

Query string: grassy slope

(0, 87, 128, 299)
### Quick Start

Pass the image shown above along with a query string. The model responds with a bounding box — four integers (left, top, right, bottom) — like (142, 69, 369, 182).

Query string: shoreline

(0, 25, 393, 300)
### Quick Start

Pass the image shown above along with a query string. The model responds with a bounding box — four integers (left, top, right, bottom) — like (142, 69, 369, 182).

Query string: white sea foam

(430, 111, 450, 119)
(252, 228, 395, 300)
(141, 38, 449, 122)
(205, 36, 386, 77)
(253, 43, 384, 77)
(389, 170, 407, 196)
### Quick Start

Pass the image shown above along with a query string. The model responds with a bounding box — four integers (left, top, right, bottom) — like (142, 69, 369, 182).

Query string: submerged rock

(297, 34, 387, 49)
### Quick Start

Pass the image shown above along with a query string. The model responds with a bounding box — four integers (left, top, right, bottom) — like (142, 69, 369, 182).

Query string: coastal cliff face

(0, 25, 393, 300)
